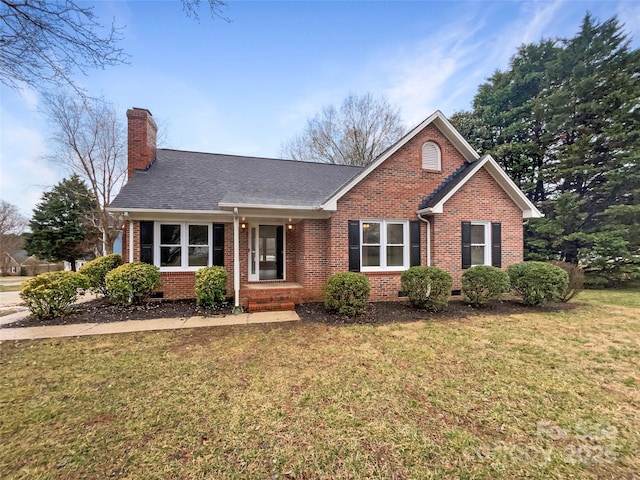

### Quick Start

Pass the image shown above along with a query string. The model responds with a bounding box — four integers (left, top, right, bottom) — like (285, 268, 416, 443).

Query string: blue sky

(1, 0, 639, 217)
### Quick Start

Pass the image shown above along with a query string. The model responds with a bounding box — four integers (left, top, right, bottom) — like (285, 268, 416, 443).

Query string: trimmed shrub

(78, 254, 123, 295)
(551, 261, 584, 302)
(401, 266, 452, 311)
(195, 266, 228, 307)
(20, 271, 90, 319)
(507, 261, 569, 306)
(325, 272, 370, 315)
(462, 265, 510, 308)
(105, 262, 161, 306)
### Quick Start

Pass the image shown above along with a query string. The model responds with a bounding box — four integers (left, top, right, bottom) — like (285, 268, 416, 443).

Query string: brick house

(108, 108, 541, 311)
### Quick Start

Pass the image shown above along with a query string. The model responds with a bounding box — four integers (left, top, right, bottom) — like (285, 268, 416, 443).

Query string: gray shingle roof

(110, 149, 363, 211)
(419, 161, 477, 210)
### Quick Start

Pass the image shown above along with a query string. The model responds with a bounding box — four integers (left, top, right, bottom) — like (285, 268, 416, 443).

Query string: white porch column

(233, 208, 242, 313)
(126, 214, 134, 263)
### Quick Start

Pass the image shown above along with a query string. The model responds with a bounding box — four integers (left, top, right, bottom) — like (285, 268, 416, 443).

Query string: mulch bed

(2, 298, 234, 329)
(2, 296, 579, 329)
(296, 297, 579, 325)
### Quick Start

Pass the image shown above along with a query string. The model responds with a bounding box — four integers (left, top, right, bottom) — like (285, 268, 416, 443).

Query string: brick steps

(241, 285, 303, 313)
(248, 301, 296, 312)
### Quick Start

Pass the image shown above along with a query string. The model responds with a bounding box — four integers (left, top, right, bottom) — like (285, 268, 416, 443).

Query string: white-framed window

(471, 222, 491, 266)
(156, 223, 212, 270)
(360, 220, 409, 271)
(422, 141, 441, 170)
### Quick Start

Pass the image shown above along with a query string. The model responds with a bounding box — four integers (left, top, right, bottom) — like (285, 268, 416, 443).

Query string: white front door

(248, 224, 285, 281)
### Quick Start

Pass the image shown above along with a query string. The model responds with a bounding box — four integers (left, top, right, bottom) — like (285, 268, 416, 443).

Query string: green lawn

(1, 290, 638, 479)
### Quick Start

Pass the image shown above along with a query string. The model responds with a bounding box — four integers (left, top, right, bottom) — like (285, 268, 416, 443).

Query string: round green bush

(462, 265, 511, 308)
(325, 272, 370, 315)
(105, 262, 161, 306)
(507, 261, 569, 306)
(78, 254, 123, 295)
(401, 266, 452, 311)
(20, 271, 90, 319)
(195, 266, 228, 307)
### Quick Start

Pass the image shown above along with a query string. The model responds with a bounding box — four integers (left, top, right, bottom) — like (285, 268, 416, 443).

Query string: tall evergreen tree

(25, 176, 100, 271)
(453, 12, 639, 283)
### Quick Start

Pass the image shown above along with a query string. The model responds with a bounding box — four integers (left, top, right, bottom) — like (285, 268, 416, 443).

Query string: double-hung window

(361, 220, 408, 271)
(470, 222, 489, 266)
(462, 221, 501, 269)
(157, 223, 212, 270)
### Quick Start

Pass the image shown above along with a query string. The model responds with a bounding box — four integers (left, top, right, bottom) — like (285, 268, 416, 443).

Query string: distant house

(20, 254, 63, 276)
(1, 251, 25, 276)
(108, 108, 541, 312)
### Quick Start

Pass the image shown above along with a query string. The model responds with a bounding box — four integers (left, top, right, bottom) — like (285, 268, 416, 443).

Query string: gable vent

(422, 141, 441, 171)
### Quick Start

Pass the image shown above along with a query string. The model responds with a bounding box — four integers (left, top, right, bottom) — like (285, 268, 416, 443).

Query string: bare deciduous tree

(0, 0, 128, 93)
(0, 0, 227, 93)
(0, 200, 27, 275)
(43, 93, 126, 255)
(281, 93, 404, 166)
(182, 0, 228, 21)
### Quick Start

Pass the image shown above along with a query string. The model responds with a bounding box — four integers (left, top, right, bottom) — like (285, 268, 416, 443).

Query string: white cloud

(616, 2, 640, 45)
(368, 12, 489, 123)
(0, 125, 58, 216)
(0, 89, 58, 216)
(365, 0, 574, 124)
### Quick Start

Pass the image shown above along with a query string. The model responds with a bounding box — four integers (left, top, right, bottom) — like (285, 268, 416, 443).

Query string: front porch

(240, 282, 305, 312)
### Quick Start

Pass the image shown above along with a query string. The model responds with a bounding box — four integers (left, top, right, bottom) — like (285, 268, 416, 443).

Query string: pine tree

(25, 176, 100, 271)
(454, 12, 640, 283)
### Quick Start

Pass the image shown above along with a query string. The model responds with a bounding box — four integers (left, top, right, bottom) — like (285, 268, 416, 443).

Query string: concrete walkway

(0, 310, 300, 341)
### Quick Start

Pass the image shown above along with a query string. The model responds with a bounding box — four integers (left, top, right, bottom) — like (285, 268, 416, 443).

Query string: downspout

(417, 213, 431, 266)
(124, 213, 133, 263)
(232, 207, 243, 314)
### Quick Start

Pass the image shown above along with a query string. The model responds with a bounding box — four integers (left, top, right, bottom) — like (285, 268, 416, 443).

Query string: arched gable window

(422, 141, 441, 171)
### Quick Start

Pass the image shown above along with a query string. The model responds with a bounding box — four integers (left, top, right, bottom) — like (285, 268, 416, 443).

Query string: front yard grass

(1, 290, 638, 479)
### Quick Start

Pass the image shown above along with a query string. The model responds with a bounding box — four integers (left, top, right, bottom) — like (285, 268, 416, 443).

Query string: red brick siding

(121, 124, 524, 301)
(430, 168, 523, 289)
(127, 108, 157, 180)
(324, 123, 523, 299)
(294, 219, 330, 302)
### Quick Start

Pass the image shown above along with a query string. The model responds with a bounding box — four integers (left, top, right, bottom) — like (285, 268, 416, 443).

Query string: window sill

(158, 266, 208, 273)
(360, 269, 407, 275)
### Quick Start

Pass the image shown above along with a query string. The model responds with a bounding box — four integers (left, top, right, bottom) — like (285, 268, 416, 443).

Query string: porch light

(287, 223, 294, 230)
(240, 222, 247, 230)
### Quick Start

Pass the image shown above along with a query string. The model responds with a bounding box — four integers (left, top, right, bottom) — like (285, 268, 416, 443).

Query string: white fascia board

(416, 155, 543, 219)
(218, 202, 320, 211)
(106, 207, 231, 215)
(430, 113, 480, 162)
(219, 204, 332, 220)
(483, 156, 543, 218)
(105, 207, 234, 222)
(320, 110, 480, 210)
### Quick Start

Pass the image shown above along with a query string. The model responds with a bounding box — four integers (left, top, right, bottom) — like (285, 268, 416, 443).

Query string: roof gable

(418, 155, 543, 219)
(321, 111, 480, 210)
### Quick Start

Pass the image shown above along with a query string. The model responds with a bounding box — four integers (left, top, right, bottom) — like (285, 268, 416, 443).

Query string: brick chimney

(127, 108, 158, 179)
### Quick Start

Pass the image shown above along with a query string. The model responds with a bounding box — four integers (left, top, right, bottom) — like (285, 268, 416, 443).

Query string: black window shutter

(348, 220, 360, 272)
(140, 221, 154, 264)
(461, 221, 471, 269)
(491, 222, 502, 268)
(212, 223, 225, 266)
(410, 220, 421, 267)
